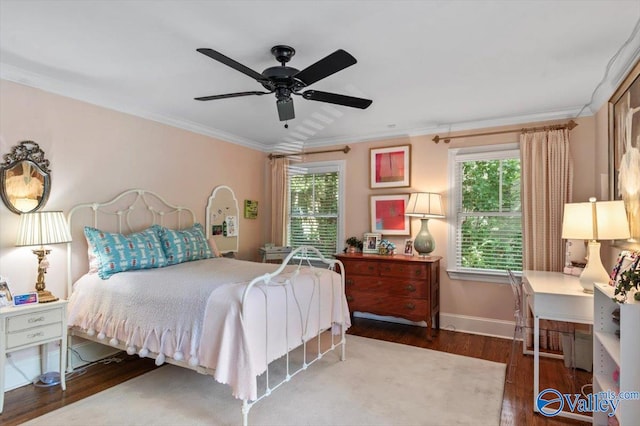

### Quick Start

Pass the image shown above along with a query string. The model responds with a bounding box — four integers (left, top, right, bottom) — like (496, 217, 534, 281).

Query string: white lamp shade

(561, 200, 630, 241)
(16, 211, 72, 247)
(406, 192, 445, 218)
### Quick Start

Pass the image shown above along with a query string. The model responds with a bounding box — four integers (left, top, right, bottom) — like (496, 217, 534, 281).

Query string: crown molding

(0, 63, 266, 152)
(4, 42, 637, 153)
(301, 107, 584, 149)
(589, 22, 640, 110)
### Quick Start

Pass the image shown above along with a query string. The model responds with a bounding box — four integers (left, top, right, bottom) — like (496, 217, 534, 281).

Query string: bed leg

(242, 400, 249, 426)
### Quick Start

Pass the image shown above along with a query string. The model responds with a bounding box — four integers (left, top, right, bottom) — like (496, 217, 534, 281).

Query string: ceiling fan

(194, 45, 373, 122)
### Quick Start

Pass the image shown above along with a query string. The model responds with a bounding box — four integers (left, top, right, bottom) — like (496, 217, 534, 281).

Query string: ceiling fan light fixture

(277, 98, 295, 121)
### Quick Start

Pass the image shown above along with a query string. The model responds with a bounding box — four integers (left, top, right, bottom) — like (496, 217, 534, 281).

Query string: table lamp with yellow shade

(15, 211, 72, 303)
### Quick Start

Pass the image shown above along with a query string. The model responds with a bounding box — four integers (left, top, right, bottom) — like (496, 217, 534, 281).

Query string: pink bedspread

(67, 257, 350, 400)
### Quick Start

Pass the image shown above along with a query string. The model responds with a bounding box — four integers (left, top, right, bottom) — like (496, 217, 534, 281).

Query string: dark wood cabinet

(334, 253, 441, 339)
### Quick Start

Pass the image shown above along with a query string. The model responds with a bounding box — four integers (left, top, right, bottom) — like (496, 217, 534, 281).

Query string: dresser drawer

(342, 261, 378, 275)
(6, 322, 63, 349)
(345, 275, 427, 298)
(346, 291, 428, 322)
(379, 262, 427, 280)
(7, 308, 63, 333)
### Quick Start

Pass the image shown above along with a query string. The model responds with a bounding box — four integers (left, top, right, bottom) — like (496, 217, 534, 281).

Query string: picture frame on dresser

(363, 232, 381, 254)
(0, 280, 12, 304)
(403, 239, 414, 256)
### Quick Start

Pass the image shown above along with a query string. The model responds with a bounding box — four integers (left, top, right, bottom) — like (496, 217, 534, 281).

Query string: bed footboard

(239, 246, 347, 425)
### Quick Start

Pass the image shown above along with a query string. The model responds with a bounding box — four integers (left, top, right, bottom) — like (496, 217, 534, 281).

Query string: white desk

(522, 270, 593, 422)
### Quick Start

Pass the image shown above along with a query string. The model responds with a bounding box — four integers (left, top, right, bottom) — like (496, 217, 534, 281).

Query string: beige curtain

(270, 157, 289, 246)
(520, 129, 573, 272)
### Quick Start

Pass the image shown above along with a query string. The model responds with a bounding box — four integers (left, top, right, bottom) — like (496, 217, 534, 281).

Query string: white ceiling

(1, 1, 640, 153)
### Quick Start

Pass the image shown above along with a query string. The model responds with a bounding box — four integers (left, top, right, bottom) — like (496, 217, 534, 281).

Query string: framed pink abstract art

(370, 194, 410, 235)
(370, 145, 411, 189)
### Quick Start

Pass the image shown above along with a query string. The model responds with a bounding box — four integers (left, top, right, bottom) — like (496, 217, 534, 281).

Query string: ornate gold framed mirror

(0, 141, 51, 214)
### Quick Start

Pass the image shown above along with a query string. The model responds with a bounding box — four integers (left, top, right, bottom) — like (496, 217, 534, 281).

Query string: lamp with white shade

(16, 211, 72, 303)
(561, 198, 630, 293)
(405, 192, 445, 256)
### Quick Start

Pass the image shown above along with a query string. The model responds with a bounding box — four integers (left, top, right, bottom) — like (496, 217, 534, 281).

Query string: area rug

(24, 335, 505, 426)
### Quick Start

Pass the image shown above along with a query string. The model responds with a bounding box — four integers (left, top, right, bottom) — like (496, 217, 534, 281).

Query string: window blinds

(288, 170, 339, 257)
(453, 153, 523, 272)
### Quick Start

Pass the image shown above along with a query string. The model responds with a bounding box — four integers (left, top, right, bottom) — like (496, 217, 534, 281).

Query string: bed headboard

(66, 189, 196, 295)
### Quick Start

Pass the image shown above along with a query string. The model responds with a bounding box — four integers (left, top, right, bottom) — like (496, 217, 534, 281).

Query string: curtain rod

(432, 120, 578, 144)
(268, 145, 351, 159)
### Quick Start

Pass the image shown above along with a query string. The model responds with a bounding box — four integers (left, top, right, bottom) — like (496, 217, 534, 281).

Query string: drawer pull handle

(346, 295, 354, 302)
(415, 270, 421, 276)
(405, 303, 416, 310)
(28, 316, 46, 323)
(27, 331, 45, 339)
(367, 266, 375, 272)
(346, 279, 354, 286)
(405, 284, 416, 292)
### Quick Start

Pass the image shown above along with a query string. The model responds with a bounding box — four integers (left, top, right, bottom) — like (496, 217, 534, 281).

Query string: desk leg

(0, 352, 4, 413)
(522, 289, 530, 355)
(533, 315, 540, 412)
(60, 331, 67, 391)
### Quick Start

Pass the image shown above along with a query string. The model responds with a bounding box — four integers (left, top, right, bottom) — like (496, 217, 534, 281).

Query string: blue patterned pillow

(157, 223, 213, 265)
(84, 226, 167, 279)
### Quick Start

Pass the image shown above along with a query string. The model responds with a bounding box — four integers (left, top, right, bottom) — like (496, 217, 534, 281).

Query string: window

(287, 161, 345, 258)
(447, 144, 522, 282)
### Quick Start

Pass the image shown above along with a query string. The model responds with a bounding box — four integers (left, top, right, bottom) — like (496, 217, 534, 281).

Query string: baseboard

(3, 338, 120, 392)
(353, 311, 515, 340)
(439, 313, 514, 339)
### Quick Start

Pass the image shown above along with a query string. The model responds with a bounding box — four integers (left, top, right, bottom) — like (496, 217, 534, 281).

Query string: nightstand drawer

(6, 322, 63, 349)
(7, 308, 63, 333)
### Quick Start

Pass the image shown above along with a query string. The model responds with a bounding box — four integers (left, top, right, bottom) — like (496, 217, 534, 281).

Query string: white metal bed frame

(65, 189, 347, 425)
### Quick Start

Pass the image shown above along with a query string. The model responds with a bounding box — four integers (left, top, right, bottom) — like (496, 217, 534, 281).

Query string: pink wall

(1, 77, 623, 330)
(0, 80, 267, 299)
(282, 116, 598, 325)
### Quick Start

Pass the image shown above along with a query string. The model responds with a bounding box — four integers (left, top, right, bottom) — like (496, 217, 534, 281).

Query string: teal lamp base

(413, 218, 435, 256)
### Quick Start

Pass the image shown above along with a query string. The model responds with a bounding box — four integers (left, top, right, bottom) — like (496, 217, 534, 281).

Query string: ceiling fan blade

(294, 49, 357, 86)
(301, 90, 372, 109)
(277, 98, 295, 121)
(197, 48, 265, 82)
(194, 91, 271, 101)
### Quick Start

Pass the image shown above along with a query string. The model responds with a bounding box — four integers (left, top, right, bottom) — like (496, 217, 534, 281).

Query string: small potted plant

(613, 268, 640, 303)
(345, 237, 363, 253)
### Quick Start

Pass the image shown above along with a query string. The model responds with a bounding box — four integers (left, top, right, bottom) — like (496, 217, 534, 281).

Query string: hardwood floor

(1, 317, 590, 425)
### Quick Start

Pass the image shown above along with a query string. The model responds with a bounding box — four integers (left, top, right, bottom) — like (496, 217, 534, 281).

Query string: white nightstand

(0, 299, 68, 413)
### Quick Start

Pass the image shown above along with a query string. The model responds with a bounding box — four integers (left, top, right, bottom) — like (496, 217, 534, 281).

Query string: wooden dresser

(334, 253, 441, 339)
